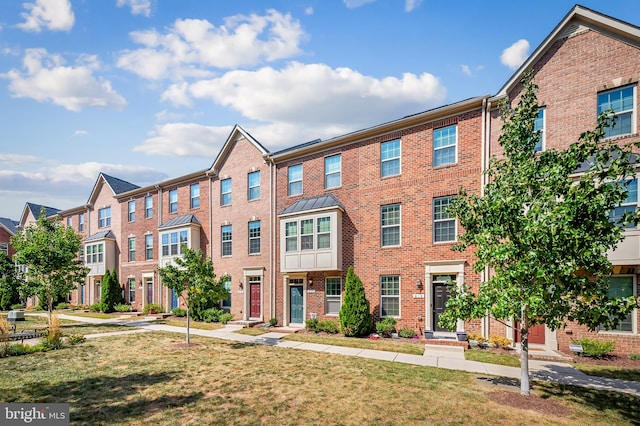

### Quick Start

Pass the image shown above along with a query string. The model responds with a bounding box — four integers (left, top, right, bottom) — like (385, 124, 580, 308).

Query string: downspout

(156, 185, 162, 309)
(268, 155, 276, 322)
(206, 171, 214, 260)
(480, 98, 490, 338)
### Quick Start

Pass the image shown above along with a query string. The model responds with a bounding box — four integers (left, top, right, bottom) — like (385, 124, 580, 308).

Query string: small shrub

(573, 338, 616, 357)
(46, 314, 63, 350)
(629, 354, 640, 360)
(219, 313, 234, 324)
(114, 303, 133, 313)
(66, 333, 86, 345)
(306, 318, 319, 332)
(398, 328, 416, 338)
(143, 304, 164, 314)
(202, 308, 223, 323)
(89, 302, 105, 313)
(489, 335, 513, 350)
(75, 304, 89, 311)
(375, 318, 397, 338)
(2, 343, 36, 357)
(171, 308, 187, 317)
(269, 317, 278, 327)
(55, 302, 69, 310)
(466, 333, 487, 344)
(10, 303, 24, 310)
(317, 320, 338, 334)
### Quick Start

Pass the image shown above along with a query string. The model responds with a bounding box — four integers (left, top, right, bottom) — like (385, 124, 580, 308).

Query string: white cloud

(154, 109, 184, 123)
(180, 62, 446, 131)
(343, 0, 376, 8)
(117, 10, 306, 81)
(17, 0, 74, 32)
(405, 0, 423, 12)
(135, 123, 235, 157)
(461, 64, 472, 77)
(73, 130, 88, 136)
(2, 48, 127, 112)
(305, 7, 314, 15)
(500, 39, 530, 70)
(116, 0, 151, 17)
(0, 153, 40, 164)
(160, 82, 192, 107)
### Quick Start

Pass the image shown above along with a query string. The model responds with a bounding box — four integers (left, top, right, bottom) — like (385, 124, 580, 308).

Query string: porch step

(425, 344, 466, 354)
(229, 320, 263, 328)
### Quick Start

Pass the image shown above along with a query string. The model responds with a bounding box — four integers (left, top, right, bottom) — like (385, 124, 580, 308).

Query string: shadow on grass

(15, 370, 204, 424)
(576, 366, 640, 383)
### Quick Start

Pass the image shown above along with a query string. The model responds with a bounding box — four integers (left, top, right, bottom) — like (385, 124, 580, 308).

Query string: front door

(290, 285, 304, 324)
(515, 323, 545, 344)
(146, 279, 154, 305)
(171, 289, 179, 309)
(250, 282, 261, 318)
(433, 275, 454, 332)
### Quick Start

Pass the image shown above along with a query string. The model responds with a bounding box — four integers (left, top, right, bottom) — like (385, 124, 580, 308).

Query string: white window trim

(380, 275, 401, 318)
(534, 107, 546, 152)
(599, 274, 637, 335)
(248, 220, 261, 255)
(160, 229, 189, 258)
(248, 171, 261, 201)
(288, 164, 303, 196)
(128, 200, 136, 222)
(128, 237, 136, 262)
(145, 234, 153, 260)
(221, 178, 232, 206)
(324, 154, 342, 189)
(381, 139, 401, 178)
(284, 216, 332, 253)
(190, 184, 200, 209)
(433, 124, 458, 167)
(599, 85, 636, 139)
(169, 190, 178, 213)
(145, 196, 153, 219)
(221, 225, 232, 257)
(381, 204, 401, 247)
(98, 207, 111, 228)
(325, 276, 342, 316)
(433, 196, 457, 244)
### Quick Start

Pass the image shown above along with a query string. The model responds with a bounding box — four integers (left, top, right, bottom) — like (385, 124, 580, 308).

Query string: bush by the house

(375, 318, 397, 338)
(101, 270, 123, 313)
(339, 266, 373, 337)
(317, 320, 338, 334)
(466, 333, 488, 345)
(114, 303, 133, 312)
(269, 317, 278, 327)
(489, 335, 513, 350)
(573, 338, 616, 357)
(202, 307, 223, 323)
(55, 302, 69, 310)
(305, 318, 319, 331)
(171, 307, 187, 317)
(89, 302, 106, 313)
(10, 303, 24, 310)
(143, 304, 164, 314)
(398, 328, 416, 338)
(65, 333, 85, 345)
(219, 313, 234, 324)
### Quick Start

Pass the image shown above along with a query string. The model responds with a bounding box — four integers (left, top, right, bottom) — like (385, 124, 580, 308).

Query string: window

(534, 108, 545, 152)
(300, 219, 314, 250)
(285, 217, 332, 252)
(98, 207, 111, 228)
(190, 184, 200, 209)
(222, 225, 232, 256)
(598, 86, 635, 138)
(145, 234, 153, 260)
(248, 221, 261, 254)
(325, 277, 342, 315)
(169, 190, 178, 213)
(145, 196, 153, 218)
(128, 237, 136, 262)
(79, 214, 84, 232)
(317, 217, 331, 249)
(324, 154, 341, 189)
(610, 179, 638, 228)
(0, 243, 8, 256)
(285, 222, 298, 252)
(161, 230, 188, 256)
(221, 178, 232, 206)
(381, 275, 400, 317)
(85, 243, 104, 264)
(248, 171, 260, 200)
(221, 276, 231, 309)
(288, 164, 302, 196)
(66, 217, 72, 227)
(128, 278, 136, 303)
(381, 204, 401, 247)
(128, 200, 136, 222)
(381, 139, 401, 177)
(433, 125, 457, 167)
(434, 196, 456, 242)
(604, 276, 634, 332)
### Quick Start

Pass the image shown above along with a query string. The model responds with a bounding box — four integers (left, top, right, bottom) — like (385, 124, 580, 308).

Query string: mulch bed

(486, 390, 572, 418)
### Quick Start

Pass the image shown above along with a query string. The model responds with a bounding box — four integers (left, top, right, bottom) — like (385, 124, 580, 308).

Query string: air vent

(559, 23, 588, 40)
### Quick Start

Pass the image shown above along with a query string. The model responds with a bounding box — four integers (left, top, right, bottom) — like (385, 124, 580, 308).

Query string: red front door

(515, 323, 545, 344)
(250, 283, 261, 318)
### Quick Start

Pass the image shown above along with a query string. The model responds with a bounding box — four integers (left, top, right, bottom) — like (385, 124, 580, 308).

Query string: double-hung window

(598, 86, 635, 138)
(381, 275, 400, 317)
(381, 139, 401, 177)
(86, 243, 104, 264)
(161, 230, 188, 256)
(98, 207, 111, 228)
(0, 243, 8, 256)
(169, 190, 178, 213)
(603, 276, 635, 332)
(221, 178, 232, 206)
(145, 196, 153, 218)
(317, 217, 331, 249)
(145, 234, 153, 260)
(128, 200, 136, 222)
(128, 278, 136, 303)
(433, 125, 457, 167)
(288, 164, 302, 196)
(248, 171, 260, 201)
(128, 237, 136, 262)
(79, 214, 84, 231)
(285, 222, 298, 252)
(610, 178, 638, 228)
(190, 184, 200, 209)
(66, 217, 72, 227)
(324, 154, 341, 189)
(248, 220, 261, 254)
(325, 277, 342, 315)
(434, 196, 456, 242)
(285, 217, 332, 252)
(534, 108, 545, 152)
(222, 225, 232, 256)
(221, 276, 231, 309)
(300, 219, 314, 250)
(381, 204, 401, 247)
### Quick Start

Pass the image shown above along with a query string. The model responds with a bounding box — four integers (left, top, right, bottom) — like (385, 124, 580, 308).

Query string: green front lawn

(574, 364, 640, 383)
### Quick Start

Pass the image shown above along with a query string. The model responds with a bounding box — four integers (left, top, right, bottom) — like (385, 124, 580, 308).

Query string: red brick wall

(0, 226, 15, 259)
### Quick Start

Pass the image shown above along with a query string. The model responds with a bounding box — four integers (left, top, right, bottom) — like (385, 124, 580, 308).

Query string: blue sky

(0, 0, 638, 219)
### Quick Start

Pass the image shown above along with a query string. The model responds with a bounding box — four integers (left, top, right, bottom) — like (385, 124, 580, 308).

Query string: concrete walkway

(25, 313, 640, 397)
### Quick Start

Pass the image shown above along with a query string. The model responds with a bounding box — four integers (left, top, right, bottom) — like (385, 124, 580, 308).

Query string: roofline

(116, 169, 210, 199)
(158, 220, 202, 231)
(0, 222, 16, 236)
(495, 4, 640, 99)
(56, 205, 89, 216)
(279, 204, 345, 218)
(209, 125, 270, 176)
(269, 96, 488, 162)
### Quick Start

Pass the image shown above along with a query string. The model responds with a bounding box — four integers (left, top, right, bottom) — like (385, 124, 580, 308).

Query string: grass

(465, 349, 521, 367)
(0, 332, 638, 425)
(282, 333, 425, 355)
(234, 327, 270, 336)
(574, 363, 640, 383)
(1, 314, 140, 336)
(152, 319, 224, 330)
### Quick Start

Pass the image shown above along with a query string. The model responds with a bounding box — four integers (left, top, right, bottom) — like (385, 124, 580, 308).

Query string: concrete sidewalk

(28, 313, 640, 397)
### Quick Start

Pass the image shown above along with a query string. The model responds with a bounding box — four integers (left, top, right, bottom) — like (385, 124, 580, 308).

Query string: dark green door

(290, 285, 304, 324)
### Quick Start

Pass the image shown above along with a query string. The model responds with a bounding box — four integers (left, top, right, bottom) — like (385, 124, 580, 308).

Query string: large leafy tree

(339, 266, 373, 337)
(440, 74, 639, 396)
(158, 246, 228, 344)
(11, 209, 88, 325)
(0, 251, 22, 310)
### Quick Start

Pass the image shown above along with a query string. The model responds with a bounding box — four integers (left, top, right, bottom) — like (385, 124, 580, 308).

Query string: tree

(439, 74, 639, 396)
(0, 252, 22, 310)
(11, 209, 88, 325)
(158, 246, 228, 344)
(339, 266, 373, 337)
(101, 269, 123, 312)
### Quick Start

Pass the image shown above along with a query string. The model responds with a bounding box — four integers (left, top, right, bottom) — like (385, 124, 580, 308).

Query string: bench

(0, 324, 49, 344)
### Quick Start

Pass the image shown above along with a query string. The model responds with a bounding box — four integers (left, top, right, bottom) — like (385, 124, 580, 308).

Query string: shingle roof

(27, 203, 60, 218)
(0, 217, 18, 235)
(85, 230, 116, 242)
(158, 214, 202, 230)
(102, 173, 140, 195)
(279, 194, 345, 216)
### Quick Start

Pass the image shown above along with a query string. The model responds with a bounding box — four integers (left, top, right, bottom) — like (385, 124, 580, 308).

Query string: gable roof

(87, 173, 140, 206)
(18, 202, 61, 227)
(85, 230, 116, 242)
(158, 214, 202, 230)
(0, 217, 19, 235)
(279, 194, 345, 216)
(495, 4, 640, 99)
(209, 125, 270, 176)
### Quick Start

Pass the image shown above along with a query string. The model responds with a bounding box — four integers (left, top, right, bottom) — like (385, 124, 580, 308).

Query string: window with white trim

(317, 217, 331, 249)
(285, 217, 332, 252)
(610, 178, 638, 229)
(602, 275, 635, 333)
(300, 219, 314, 250)
(433, 196, 456, 242)
(0, 243, 8, 256)
(221, 276, 231, 308)
(598, 85, 635, 138)
(190, 184, 200, 209)
(128, 200, 136, 222)
(161, 230, 188, 256)
(381, 275, 400, 317)
(169, 190, 178, 213)
(222, 225, 232, 256)
(66, 217, 72, 227)
(79, 214, 84, 232)
(381, 139, 401, 177)
(288, 164, 302, 196)
(433, 125, 457, 167)
(285, 222, 298, 251)
(325, 154, 341, 189)
(381, 204, 400, 247)
(248, 171, 260, 201)
(534, 108, 545, 152)
(128, 237, 136, 262)
(145, 196, 153, 218)
(145, 234, 153, 260)
(248, 220, 260, 254)
(128, 278, 136, 303)
(325, 277, 342, 315)
(85, 243, 104, 264)
(98, 207, 111, 228)
(221, 178, 232, 206)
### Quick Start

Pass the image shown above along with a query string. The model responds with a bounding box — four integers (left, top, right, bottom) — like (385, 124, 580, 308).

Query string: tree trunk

(186, 305, 190, 345)
(520, 307, 530, 396)
(48, 294, 53, 327)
